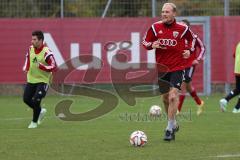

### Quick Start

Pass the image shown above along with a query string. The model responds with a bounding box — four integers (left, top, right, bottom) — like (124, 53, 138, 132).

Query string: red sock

(190, 90, 202, 105)
(178, 95, 185, 111)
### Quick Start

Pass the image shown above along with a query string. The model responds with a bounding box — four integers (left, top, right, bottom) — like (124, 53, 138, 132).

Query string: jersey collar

(34, 44, 44, 54)
(164, 19, 176, 27)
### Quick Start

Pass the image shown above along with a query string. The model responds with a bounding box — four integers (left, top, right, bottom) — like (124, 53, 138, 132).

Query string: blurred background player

(142, 3, 195, 141)
(177, 19, 205, 116)
(219, 42, 240, 113)
(23, 30, 57, 128)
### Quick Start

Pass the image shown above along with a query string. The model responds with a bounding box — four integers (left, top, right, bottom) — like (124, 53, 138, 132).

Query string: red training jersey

(142, 19, 195, 72)
(185, 34, 205, 68)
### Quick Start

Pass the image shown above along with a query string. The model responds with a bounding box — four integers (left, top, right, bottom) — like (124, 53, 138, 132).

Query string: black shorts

(183, 66, 195, 83)
(158, 70, 184, 94)
(23, 82, 49, 101)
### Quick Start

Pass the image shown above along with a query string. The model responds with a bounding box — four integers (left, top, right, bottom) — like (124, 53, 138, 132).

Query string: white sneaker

(232, 108, 240, 113)
(28, 121, 37, 129)
(219, 99, 228, 112)
(38, 108, 47, 125)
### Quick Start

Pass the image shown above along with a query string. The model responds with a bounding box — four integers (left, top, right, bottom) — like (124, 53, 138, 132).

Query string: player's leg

(177, 92, 185, 113)
(185, 66, 203, 105)
(167, 87, 179, 128)
(164, 70, 183, 141)
(185, 66, 204, 115)
(178, 71, 187, 113)
(220, 75, 240, 112)
(158, 72, 176, 141)
(186, 81, 204, 115)
(23, 83, 39, 128)
(23, 83, 36, 109)
(37, 83, 48, 124)
(162, 93, 169, 114)
(232, 97, 240, 113)
(163, 88, 179, 141)
(158, 72, 171, 113)
(31, 83, 48, 126)
(168, 71, 182, 129)
(225, 75, 240, 101)
(232, 76, 240, 113)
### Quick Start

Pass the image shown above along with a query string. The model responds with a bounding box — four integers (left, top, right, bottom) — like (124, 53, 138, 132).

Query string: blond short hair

(163, 3, 177, 12)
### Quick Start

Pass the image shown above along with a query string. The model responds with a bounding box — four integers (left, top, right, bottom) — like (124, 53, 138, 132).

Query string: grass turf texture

(0, 94, 240, 160)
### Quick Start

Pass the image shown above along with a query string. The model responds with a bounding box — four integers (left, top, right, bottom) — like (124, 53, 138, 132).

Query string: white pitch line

(0, 117, 31, 121)
(0, 116, 55, 121)
(210, 154, 240, 158)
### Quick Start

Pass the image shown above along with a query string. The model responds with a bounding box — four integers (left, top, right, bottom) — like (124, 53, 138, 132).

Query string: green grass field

(1, 94, 240, 160)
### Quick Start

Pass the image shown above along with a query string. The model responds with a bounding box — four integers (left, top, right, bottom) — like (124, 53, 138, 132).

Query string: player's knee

(168, 90, 178, 103)
(32, 97, 41, 106)
(169, 95, 177, 103)
(186, 85, 192, 92)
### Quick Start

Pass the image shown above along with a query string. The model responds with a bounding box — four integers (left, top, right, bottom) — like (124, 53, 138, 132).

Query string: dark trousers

(235, 75, 240, 91)
(23, 83, 48, 122)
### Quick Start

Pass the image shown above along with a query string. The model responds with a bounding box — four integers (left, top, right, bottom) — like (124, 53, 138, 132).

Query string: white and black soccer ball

(129, 130, 147, 147)
(149, 105, 162, 116)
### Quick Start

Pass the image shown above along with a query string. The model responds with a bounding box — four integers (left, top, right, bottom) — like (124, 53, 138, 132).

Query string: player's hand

(152, 41, 161, 49)
(37, 62, 43, 68)
(182, 50, 190, 59)
(23, 70, 27, 73)
(22, 67, 27, 73)
(192, 60, 199, 65)
(152, 41, 167, 49)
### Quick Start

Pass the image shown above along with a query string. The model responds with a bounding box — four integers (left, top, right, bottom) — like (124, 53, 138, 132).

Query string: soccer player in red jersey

(177, 19, 206, 116)
(142, 3, 195, 141)
(23, 30, 57, 128)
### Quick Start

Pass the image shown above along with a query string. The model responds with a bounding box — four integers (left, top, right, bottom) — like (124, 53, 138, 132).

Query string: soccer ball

(129, 130, 147, 147)
(149, 105, 162, 116)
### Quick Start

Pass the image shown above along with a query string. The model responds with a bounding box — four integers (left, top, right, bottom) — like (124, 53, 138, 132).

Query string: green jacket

(235, 42, 240, 75)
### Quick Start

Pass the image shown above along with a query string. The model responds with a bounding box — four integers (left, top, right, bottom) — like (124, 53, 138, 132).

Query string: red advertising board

(1, 17, 239, 91)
